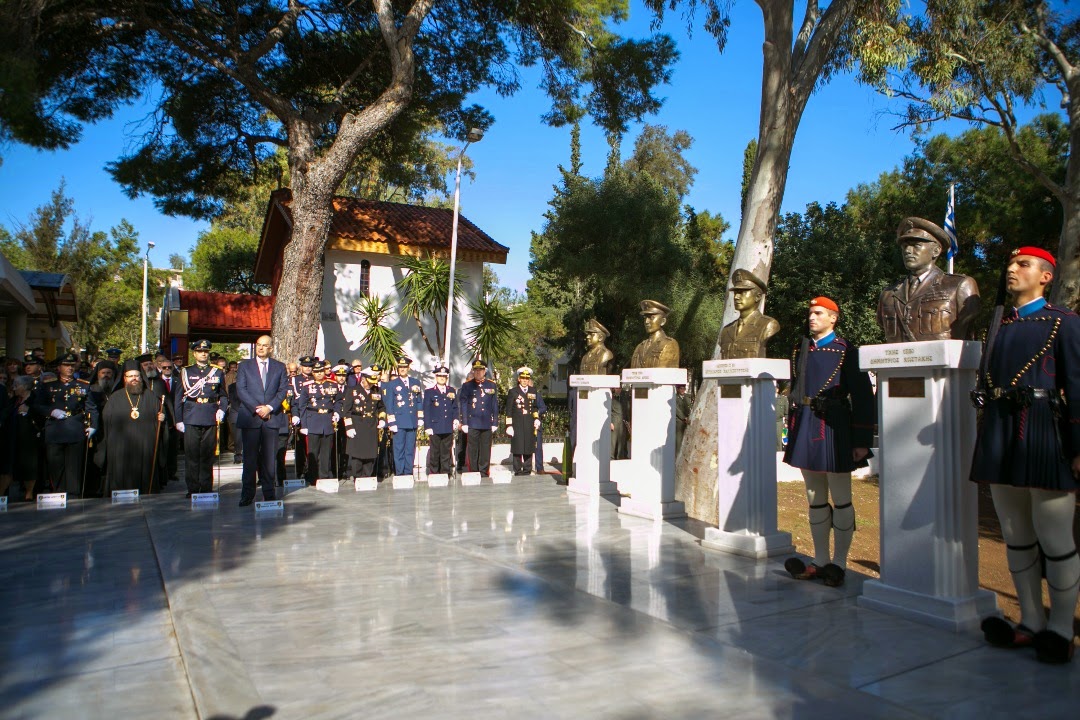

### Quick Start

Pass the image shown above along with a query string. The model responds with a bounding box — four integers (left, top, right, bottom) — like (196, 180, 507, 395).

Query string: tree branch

(792, 0, 819, 64)
(244, 0, 307, 65)
(985, 90, 1067, 203)
(1020, 20, 1076, 84)
(792, 0, 857, 101)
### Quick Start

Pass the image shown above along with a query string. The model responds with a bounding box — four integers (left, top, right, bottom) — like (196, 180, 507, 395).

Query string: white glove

(346, 429, 356, 438)
(425, 428, 434, 437)
(490, 425, 498, 433)
(215, 409, 225, 423)
(85, 427, 96, 438)
(175, 422, 185, 433)
(331, 412, 340, 423)
(534, 419, 541, 430)
(300, 428, 308, 435)
(506, 426, 515, 437)
(377, 420, 386, 429)
(291, 415, 300, 426)
(389, 425, 398, 433)
(453, 419, 461, 431)
(461, 425, 469, 433)
(50, 409, 67, 420)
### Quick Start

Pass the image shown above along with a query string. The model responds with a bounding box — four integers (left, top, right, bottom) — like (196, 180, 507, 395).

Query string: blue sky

(0, 2, 1041, 292)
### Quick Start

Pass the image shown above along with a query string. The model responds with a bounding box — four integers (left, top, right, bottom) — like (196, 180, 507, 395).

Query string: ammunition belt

(971, 386, 1056, 409)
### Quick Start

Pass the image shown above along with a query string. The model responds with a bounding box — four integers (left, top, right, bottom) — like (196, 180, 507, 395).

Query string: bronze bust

(629, 300, 680, 368)
(580, 319, 614, 375)
(720, 269, 780, 358)
(877, 217, 981, 343)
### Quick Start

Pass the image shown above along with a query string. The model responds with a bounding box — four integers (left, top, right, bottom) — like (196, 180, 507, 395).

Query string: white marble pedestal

(617, 368, 687, 521)
(567, 374, 622, 499)
(699, 359, 795, 559)
(857, 340, 998, 632)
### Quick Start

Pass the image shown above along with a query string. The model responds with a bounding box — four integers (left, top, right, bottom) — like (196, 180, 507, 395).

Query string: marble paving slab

(0, 472, 1077, 719)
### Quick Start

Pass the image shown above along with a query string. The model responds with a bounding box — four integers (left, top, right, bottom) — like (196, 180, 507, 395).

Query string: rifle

(971, 266, 1009, 408)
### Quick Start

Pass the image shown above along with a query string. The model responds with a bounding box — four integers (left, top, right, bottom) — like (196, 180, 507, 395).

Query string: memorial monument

(877, 217, 981, 343)
(629, 300, 680, 369)
(580, 319, 614, 375)
(719, 269, 780, 359)
(568, 319, 620, 498)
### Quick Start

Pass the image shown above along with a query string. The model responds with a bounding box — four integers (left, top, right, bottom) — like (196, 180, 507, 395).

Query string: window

(359, 260, 371, 296)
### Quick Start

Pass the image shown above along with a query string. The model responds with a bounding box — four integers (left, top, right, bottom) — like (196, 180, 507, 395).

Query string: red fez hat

(1012, 246, 1056, 267)
(809, 296, 839, 313)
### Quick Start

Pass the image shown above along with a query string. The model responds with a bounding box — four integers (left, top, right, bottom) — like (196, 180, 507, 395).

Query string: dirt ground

(777, 476, 1080, 639)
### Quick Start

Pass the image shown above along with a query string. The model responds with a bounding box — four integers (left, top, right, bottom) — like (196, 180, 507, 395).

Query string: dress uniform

(290, 355, 317, 479)
(175, 339, 228, 494)
(782, 297, 875, 588)
(385, 356, 424, 475)
(30, 352, 99, 495)
(296, 361, 341, 483)
(506, 367, 541, 475)
(459, 360, 499, 476)
(970, 247, 1080, 664)
(342, 366, 386, 479)
(423, 366, 459, 474)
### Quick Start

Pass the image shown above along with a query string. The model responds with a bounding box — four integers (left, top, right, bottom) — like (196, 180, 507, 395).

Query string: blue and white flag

(944, 184, 959, 261)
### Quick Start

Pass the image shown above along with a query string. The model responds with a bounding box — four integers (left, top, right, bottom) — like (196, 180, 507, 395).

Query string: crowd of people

(0, 336, 550, 506)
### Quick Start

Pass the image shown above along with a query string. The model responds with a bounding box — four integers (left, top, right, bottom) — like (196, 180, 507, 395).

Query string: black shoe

(821, 563, 846, 587)
(1034, 630, 1076, 664)
(262, 493, 276, 502)
(239, 497, 254, 507)
(233, 455, 242, 464)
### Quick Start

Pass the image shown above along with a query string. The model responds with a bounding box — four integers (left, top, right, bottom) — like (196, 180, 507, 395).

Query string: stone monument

(629, 300, 680, 369)
(719, 269, 780, 359)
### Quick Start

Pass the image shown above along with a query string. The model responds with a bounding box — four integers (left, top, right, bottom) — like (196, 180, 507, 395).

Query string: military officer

(719, 269, 780, 359)
(629, 300, 680, 368)
(459, 360, 499, 476)
(971, 247, 1080, 664)
(290, 355, 317, 479)
(342, 365, 387, 479)
(30, 351, 99, 496)
(782, 297, 876, 589)
(105, 348, 122, 363)
(175, 339, 228, 496)
(506, 367, 541, 475)
(296, 360, 341, 483)
(877, 217, 981, 342)
(455, 367, 475, 472)
(385, 356, 424, 475)
(423, 366, 459, 475)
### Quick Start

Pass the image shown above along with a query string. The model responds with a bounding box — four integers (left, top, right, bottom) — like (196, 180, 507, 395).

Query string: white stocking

(990, 485, 1046, 632)
(802, 471, 832, 567)
(828, 473, 855, 570)
(1031, 488, 1079, 640)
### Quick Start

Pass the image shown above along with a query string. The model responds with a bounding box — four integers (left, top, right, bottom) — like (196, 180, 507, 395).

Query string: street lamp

(141, 241, 155, 353)
(442, 127, 484, 372)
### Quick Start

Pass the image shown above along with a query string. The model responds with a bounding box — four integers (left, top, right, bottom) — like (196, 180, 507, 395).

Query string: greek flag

(944, 184, 959, 261)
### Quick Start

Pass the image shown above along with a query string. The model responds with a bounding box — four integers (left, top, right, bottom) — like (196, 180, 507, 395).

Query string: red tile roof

(179, 291, 273, 333)
(319, 196, 508, 255)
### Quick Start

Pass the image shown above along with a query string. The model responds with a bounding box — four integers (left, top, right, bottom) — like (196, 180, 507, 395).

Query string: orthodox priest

(102, 361, 167, 494)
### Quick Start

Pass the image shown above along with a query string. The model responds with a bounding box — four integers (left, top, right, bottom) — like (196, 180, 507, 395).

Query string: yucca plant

(352, 294, 404, 371)
(465, 295, 520, 378)
(395, 253, 464, 359)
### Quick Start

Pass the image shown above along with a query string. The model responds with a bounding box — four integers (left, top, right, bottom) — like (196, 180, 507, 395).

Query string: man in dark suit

(236, 335, 288, 506)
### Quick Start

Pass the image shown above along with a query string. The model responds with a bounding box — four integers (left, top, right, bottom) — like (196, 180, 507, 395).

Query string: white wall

(315, 249, 485, 384)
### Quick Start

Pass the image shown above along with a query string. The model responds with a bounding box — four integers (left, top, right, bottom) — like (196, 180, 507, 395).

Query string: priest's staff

(213, 418, 221, 492)
(148, 395, 166, 494)
(80, 410, 92, 499)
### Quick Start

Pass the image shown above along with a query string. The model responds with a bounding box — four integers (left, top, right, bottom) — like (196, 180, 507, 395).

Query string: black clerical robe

(102, 387, 166, 493)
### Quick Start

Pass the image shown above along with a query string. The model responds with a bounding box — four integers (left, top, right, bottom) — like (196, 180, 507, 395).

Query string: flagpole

(947, 183, 956, 275)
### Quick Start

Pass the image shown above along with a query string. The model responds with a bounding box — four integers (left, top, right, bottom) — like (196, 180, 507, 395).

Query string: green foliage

(1, 1, 678, 219)
(765, 116, 1065, 354)
(623, 124, 697, 200)
(465, 295, 521, 368)
(187, 226, 267, 295)
(351, 295, 404, 371)
(528, 127, 731, 376)
(0, 184, 144, 355)
(395, 253, 464, 358)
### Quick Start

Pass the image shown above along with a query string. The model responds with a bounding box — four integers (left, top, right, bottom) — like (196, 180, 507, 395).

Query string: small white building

(252, 189, 508, 380)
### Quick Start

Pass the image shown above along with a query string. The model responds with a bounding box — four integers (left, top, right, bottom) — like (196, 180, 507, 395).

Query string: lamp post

(442, 127, 484, 372)
(141, 241, 155, 353)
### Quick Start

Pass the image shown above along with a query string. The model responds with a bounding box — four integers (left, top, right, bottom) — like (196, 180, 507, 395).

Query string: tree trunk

(675, 1, 815, 524)
(1050, 94, 1080, 310)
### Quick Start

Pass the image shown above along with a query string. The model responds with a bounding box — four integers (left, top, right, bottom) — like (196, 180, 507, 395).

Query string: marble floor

(1, 463, 1078, 720)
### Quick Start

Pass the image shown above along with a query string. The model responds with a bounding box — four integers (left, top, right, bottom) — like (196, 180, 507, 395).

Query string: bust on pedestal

(569, 320, 621, 499)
